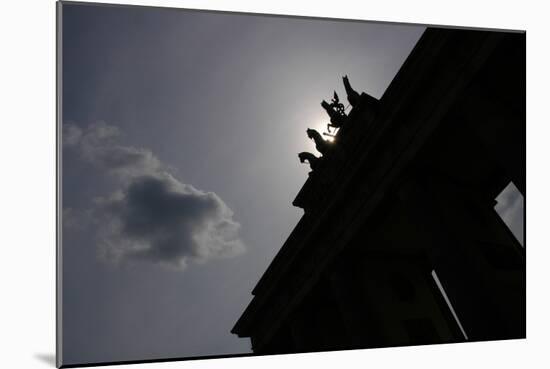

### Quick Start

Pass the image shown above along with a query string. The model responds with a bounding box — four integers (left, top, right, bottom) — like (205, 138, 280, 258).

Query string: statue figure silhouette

(321, 91, 348, 132)
(298, 152, 321, 171)
(306, 128, 331, 155)
(343, 75, 360, 107)
(331, 91, 346, 115)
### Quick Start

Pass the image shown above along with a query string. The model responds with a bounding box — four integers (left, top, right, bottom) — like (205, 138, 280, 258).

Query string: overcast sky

(58, 3, 525, 365)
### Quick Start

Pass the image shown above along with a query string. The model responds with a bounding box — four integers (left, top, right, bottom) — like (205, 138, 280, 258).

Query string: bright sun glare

(313, 119, 336, 142)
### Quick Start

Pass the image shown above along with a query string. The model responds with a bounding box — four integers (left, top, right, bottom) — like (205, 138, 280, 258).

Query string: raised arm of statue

(343, 75, 360, 107)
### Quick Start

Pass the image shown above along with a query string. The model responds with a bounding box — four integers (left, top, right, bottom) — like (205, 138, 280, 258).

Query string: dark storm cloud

(64, 122, 245, 270)
(95, 173, 245, 269)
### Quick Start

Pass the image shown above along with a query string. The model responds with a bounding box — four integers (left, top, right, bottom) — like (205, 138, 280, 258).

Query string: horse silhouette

(298, 152, 321, 171)
(306, 128, 331, 155)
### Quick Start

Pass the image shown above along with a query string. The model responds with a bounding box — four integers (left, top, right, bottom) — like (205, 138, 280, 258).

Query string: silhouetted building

(232, 27, 525, 354)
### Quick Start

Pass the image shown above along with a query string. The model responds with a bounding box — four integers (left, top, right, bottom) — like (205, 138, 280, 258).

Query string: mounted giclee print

(57, 1, 526, 367)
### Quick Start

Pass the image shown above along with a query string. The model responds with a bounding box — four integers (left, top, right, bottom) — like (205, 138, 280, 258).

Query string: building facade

(232, 28, 525, 354)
